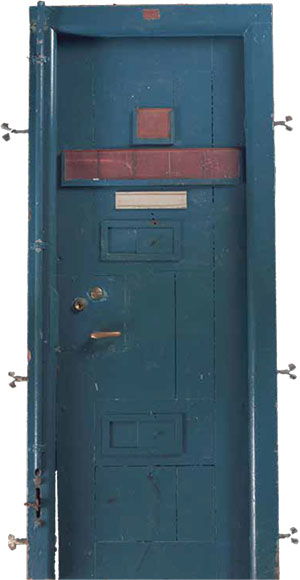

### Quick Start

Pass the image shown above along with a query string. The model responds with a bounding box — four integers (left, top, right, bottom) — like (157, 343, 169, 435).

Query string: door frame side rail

(28, 2, 57, 578)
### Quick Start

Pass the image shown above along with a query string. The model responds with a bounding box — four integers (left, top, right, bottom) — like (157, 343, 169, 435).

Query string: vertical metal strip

(245, 24, 259, 577)
(28, 2, 57, 577)
(32, 0, 45, 475)
(244, 20, 277, 579)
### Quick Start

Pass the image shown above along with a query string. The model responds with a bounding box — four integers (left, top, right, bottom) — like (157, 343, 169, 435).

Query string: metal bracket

(24, 501, 40, 513)
(1, 122, 29, 141)
(26, 468, 43, 526)
(279, 527, 299, 544)
(30, 238, 48, 253)
(30, 54, 50, 65)
(274, 116, 293, 131)
(8, 372, 28, 389)
(277, 363, 297, 380)
(8, 534, 28, 551)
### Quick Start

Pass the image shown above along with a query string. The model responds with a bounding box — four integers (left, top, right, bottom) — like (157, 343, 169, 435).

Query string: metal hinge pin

(8, 534, 28, 551)
(24, 501, 40, 513)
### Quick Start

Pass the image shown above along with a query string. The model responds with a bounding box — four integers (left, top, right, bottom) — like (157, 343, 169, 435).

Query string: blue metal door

(28, 5, 277, 580)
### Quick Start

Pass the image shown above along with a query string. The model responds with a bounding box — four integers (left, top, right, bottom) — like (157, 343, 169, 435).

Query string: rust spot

(27, 349, 32, 362)
(275, 543, 280, 579)
(143, 8, 160, 20)
(151, 213, 159, 227)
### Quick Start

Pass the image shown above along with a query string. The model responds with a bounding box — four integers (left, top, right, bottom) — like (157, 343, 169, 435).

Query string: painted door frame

(27, 3, 277, 579)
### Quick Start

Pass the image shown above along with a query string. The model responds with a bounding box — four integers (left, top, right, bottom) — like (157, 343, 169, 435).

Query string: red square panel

(136, 107, 172, 140)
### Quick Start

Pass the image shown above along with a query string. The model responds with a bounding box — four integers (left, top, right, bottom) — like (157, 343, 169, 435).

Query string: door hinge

(1, 122, 28, 141)
(277, 363, 297, 380)
(8, 372, 28, 389)
(274, 115, 293, 131)
(29, 54, 50, 65)
(279, 527, 299, 544)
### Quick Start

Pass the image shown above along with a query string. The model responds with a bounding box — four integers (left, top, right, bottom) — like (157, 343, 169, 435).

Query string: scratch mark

(136, 543, 151, 571)
(147, 471, 160, 497)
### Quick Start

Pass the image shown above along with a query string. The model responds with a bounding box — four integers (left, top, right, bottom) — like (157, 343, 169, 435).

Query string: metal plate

(115, 191, 187, 209)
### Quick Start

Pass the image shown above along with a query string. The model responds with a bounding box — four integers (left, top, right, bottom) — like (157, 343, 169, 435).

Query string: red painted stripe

(64, 148, 241, 182)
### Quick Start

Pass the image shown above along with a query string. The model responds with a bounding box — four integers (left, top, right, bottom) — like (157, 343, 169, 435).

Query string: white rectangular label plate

(115, 191, 187, 209)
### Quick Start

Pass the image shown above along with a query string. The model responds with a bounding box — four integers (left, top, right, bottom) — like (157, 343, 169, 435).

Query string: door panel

(56, 32, 249, 580)
(95, 542, 217, 579)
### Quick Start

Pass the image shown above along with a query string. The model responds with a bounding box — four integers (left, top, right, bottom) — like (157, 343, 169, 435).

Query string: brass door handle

(90, 331, 121, 339)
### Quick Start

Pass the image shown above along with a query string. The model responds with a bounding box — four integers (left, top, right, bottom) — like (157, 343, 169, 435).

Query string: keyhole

(72, 297, 87, 312)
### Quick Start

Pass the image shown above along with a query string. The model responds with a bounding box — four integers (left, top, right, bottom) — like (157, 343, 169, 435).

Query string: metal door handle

(90, 331, 121, 339)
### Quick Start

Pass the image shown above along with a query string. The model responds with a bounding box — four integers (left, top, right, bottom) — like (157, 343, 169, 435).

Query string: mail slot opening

(115, 191, 188, 209)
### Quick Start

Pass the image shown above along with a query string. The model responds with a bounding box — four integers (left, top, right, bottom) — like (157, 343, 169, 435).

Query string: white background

(0, 1, 299, 578)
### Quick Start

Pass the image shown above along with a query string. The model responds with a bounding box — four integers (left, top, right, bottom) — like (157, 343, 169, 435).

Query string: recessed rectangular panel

(97, 400, 214, 466)
(101, 220, 181, 261)
(96, 467, 176, 541)
(103, 413, 183, 456)
(63, 148, 241, 184)
(177, 270, 214, 398)
(178, 467, 215, 541)
(115, 191, 187, 209)
(96, 542, 217, 579)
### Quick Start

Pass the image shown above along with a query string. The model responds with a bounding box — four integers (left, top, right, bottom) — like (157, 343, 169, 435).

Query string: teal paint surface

(28, 4, 277, 579)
